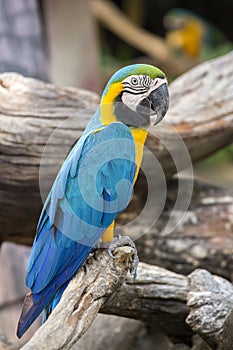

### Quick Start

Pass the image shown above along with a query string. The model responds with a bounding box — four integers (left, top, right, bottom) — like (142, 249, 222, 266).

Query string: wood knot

(113, 246, 135, 265)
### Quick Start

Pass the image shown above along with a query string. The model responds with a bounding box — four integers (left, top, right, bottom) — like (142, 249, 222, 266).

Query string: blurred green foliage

(200, 144, 233, 166)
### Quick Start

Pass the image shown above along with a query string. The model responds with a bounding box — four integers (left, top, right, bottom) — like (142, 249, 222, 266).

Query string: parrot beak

(149, 83, 169, 125)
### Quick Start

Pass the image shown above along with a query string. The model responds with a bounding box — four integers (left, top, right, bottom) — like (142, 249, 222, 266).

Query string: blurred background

(0, 0, 232, 346)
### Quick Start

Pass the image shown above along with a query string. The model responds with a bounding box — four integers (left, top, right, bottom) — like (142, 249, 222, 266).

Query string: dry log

(134, 179, 233, 280)
(103, 262, 191, 341)
(14, 249, 233, 350)
(0, 74, 99, 245)
(187, 269, 233, 350)
(20, 247, 135, 350)
(0, 51, 232, 244)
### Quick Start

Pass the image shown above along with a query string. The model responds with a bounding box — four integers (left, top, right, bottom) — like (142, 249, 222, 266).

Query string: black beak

(149, 83, 169, 125)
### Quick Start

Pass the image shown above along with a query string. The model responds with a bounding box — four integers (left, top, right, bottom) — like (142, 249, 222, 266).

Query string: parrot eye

(131, 77, 138, 85)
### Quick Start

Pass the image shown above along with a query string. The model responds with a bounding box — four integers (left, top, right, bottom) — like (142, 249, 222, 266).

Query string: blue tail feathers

(17, 244, 92, 338)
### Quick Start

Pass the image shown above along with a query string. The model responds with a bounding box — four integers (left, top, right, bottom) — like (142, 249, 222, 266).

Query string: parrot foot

(108, 235, 139, 279)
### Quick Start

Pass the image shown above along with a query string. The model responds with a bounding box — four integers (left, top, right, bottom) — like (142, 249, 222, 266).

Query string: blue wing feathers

(18, 122, 136, 337)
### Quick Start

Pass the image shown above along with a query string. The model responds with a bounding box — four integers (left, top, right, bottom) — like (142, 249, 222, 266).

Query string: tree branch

(17, 251, 233, 350)
(134, 179, 233, 280)
(103, 262, 191, 341)
(21, 247, 135, 350)
(186, 269, 233, 350)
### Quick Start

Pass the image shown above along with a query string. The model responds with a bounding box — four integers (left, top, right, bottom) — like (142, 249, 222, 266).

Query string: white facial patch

(121, 75, 167, 113)
(121, 91, 147, 111)
(121, 74, 150, 111)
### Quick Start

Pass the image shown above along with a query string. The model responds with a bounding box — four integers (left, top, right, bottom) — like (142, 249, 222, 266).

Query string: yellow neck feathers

(100, 82, 123, 125)
(100, 82, 148, 182)
(130, 128, 148, 182)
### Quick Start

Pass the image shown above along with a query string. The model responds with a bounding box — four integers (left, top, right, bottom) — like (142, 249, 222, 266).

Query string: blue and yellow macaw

(164, 8, 206, 58)
(164, 8, 233, 60)
(17, 64, 169, 337)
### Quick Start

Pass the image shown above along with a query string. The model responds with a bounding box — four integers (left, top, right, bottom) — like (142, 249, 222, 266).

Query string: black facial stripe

(144, 75, 151, 87)
(124, 82, 134, 86)
(139, 75, 150, 87)
(139, 75, 143, 85)
(123, 82, 142, 88)
(124, 84, 148, 90)
(123, 88, 148, 95)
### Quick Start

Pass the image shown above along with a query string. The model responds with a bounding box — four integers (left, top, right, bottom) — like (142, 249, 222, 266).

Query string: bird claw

(108, 235, 139, 279)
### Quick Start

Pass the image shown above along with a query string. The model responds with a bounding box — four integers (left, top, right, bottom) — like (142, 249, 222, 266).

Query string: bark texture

(134, 179, 233, 280)
(13, 250, 233, 350)
(103, 262, 191, 341)
(0, 73, 99, 244)
(186, 269, 233, 350)
(21, 247, 135, 350)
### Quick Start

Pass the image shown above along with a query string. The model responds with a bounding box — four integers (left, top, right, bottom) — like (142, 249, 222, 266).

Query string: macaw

(164, 8, 206, 58)
(164, 8, 233, 60)
(17, 64, 169, 338)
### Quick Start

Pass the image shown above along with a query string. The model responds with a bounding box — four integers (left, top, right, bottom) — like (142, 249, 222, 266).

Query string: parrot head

(100, 64, 169, 128)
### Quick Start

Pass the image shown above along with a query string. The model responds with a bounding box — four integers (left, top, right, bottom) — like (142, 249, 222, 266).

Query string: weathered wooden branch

(103, 262, 191, 341)
(134, 179, 233, 280)
(0, 74, 98, 245)
(187, 269, 233, 350)
(0, 52, 232, 245)
(13, 248, 233, 350)
(20, 247, 135, 350)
